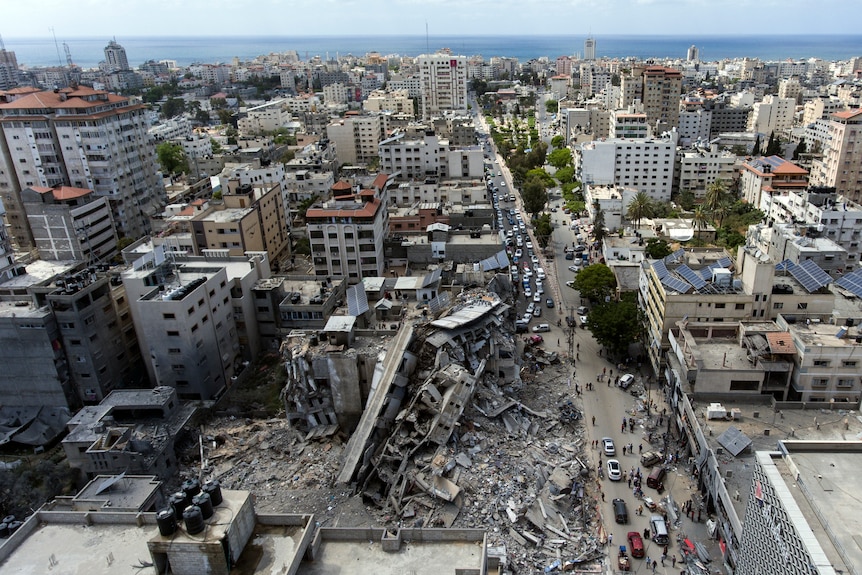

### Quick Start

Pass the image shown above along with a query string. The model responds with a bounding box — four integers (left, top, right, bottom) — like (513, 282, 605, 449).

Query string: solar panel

(776, 259, 794, 272)
(652, 260, 669, 279)
(346, 284, 369, 316)
(835, 269, 862, 298)
(662, 276, 691, 294)
(495, 250, 510, 269)
(788, 259, 832, 293)
(677, 265, 707, 290)
(665, 248, 686, 264)
(716, 257, 732, 269)
(799, 259, 833, 287)
(700, 266, 716, 281)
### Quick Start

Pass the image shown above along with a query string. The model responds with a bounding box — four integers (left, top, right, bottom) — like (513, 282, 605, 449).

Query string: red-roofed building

(810, 109, 862, 203)
(20, 185, 118, 262)
(306, 175, 391, 280)
(740, 156, 809, 211)
(0, 87, 163, 250)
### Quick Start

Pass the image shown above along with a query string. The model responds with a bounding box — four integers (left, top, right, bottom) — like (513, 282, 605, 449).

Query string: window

(773, 302, 784, 310)
(843, 361, 857, 367)
(167, 330, 180, 337)
(811, 378, 828, 388)
(735, 303, 745, 310)
(813, 360, 830, 367)
(163, 313, 176, 319)
(714, 303, 725, 309)
(797, 303, 808, 310)
(837, 379, 854, 388)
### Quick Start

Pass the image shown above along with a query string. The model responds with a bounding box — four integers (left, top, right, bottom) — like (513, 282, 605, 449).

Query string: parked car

(546, 298, 555, 308)
(529, 334, 544, 344)
(533, 306, 542, 317)
(640, 451, 663, 468)
(647, 466, 667, 490)
(619, 373, 635, 389)
(627, 532, 645, 558)
(579, 315, 588, 327)
(577, 306, 588, 315)
(607, 459, 622, 481)
(602, 437, 616, 456)
(649, 515, 669, 545)
(532, 323, 550, 333)
(613, 498, 629, 524)
(565, 252, 575, 260)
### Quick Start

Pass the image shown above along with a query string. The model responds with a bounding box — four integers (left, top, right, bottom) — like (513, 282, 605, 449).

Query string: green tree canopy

(525, 168, 555, 188)
(765, 132, 782, 156)
(547, 147, 573, 169)
(551, 135, 565, 149)
(626, 191, 655, 227)
(593, 203, 607, 243)
(156, 142, 189, 176)
(555, 166, 575, 184)
(210, 138, 223, 155)
(161, 97, 185, 119)
(573, 263, 616, 302)
(704, 180, 728, 212)
(534, 213, 553, 248)
(522, 176, 549, 217)
(644, 238, 672, 259)
(587, 292, 641, 357)
(545, 99, 558, 113)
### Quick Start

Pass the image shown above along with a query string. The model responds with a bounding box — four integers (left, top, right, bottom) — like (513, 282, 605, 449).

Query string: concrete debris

(178, 286, 607, 574)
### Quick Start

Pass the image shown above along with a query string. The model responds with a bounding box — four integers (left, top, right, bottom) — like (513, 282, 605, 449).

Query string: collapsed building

(277, 274, 606, 572)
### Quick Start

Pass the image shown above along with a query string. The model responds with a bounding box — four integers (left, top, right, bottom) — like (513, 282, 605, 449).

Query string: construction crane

(63, 42, 74, 69)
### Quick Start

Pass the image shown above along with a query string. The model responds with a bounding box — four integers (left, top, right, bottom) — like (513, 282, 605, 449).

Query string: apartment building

(677, 109, 712, 144)
(236, 99, 292, 134)
(322, 82, 349, 106)
(22, 185, 118, 262)
(675, 144, 739, 199)
(0, 86, 163, 249)
(740, 155, 809, 212)
(326, 113, 385, 166)
(748, 94, 796, 136)
(810, 109, 862, 203)
(562, 107, 610, 144)
(363, 89, 413, 115)
(306, 175, 390, 280)
(0, 49, 19, 90)
(619, 66, 682, 133)
(609, 110, 649, 139)
(574, 132, 678, 202)
(122, 248, 270, 400)
(191, 182, 288, 262)
(417, 54, 468, 119)
(217, 161, 291, 221)
(378, 131, 483, 180)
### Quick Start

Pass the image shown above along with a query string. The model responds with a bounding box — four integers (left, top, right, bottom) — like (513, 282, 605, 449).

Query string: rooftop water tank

(183, 505, 205, 535)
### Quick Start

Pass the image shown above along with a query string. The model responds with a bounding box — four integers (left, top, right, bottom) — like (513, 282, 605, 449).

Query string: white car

(531, 255, 539, 266)
(568, 265, 580, 273)
(607, 459, 622, 481)
(533, 292, 541, 303)
(536, 268, 546, 280)
(619, 374, 635, 389)
(602, 437, 616, 456)
(514, 249, 523, 259)
(500, 181, 506, 187)
(523, 267, 533, 277)
(526, 302, 535, 315)
(579, 315, 588, 327)
(524, 288, 532, 298)
(526, 240, 534, 250)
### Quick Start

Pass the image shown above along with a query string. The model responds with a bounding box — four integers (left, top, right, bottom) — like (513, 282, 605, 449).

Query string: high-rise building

(103, 39, 129, 72)
(687, 44, 699, 62)
(810, 109, 862, 203)
(417, 54, 468, 119)
(620, 66, 683, 133)
(0, 49, 19, 90)
(0, 86, 163, 249)
(584, 37, 596, 61)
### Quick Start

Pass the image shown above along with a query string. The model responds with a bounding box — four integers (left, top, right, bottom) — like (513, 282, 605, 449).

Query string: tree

(161, 97, 185, 119)
(587, 293, 641, 357)
(678, 190, 696, 211)
(522, 176, 549, 217)
(217, 109, 234, 126)
(765, 132, 782, 156)
(752, 134, 762, 156)
(593, 203, 607, 243)
(210, 138, 223, 155)
(704, 180, 727, 213)
(644, 238, 672, 259)
(573, 263, 616, 302)
(156, 142, 189, 176)
(547, 147, 573, 169)
(534, 213, 553, 248)
(545, 99, 558, 114)
(626, 191, 655, 227)
(551, 135, 565, 149)
(691, 206, 710, 237)
(712, 201, 732, 228)
(555, 166, 575, 184)
(525, 168, 555, 188)
(297, 195, 319, 221)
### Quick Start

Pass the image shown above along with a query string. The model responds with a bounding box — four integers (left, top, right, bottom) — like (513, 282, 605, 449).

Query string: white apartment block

(609, 110, 649, 139)
(148, 117, 193, 142)
(217, 161, 291, 221)
(583, 184, 635, 231)
(777, 77, 802, 101)
(803, 118, 834, 152)
(283, 95, 320, 113)
(378, 132, 483, 180)
(237, 100, 292, 134)
(279, 68, 296, 92)
(390, 180, 487, 206)
(306, 180, 389, 280)
(323, 83, 349, 106)
(417, 54, 468, 119)
(363, 90, 413, 115)
(677, 109, 712, 145)
(580, 64, 611, 97)
(802, 97, 845, 126)
(386, 74, 422, 99)
(675, 144, 739, 198)
(0, 86, 162, 248)
(326, 114, 385, 166)
(740, 156, 809, 212)
(574, 133, 678, 202)
(748, 95, 796, 136)
(179, 134, 212, 159)
(563, 108, 610, 144)
(810, 109, 862, 203)
(284, 170, 334, 204)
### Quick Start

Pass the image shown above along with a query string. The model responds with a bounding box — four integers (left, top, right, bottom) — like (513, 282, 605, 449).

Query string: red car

(529, 334, 544, 344)
(627, 532, 645, 558)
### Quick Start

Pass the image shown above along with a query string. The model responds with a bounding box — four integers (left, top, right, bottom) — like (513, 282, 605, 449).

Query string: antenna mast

(426, 21, 429, 54)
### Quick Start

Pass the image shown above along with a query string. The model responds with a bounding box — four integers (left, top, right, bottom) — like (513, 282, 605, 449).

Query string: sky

(2, 0, 860, 38)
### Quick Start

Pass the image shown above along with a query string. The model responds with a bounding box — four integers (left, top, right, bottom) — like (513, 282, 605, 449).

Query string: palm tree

(704, 180, 727, 213)
(712, 201, 732, 228)
(626, 191, 655, 228)
(691, 206, 710, 238)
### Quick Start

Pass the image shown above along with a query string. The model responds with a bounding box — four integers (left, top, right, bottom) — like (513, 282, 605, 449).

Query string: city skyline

(4, 0, 861, 38)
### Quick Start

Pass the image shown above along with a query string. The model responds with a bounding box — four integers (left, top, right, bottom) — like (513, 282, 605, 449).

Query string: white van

(650, 515, 669, 545)
(532, 323, 551, 333)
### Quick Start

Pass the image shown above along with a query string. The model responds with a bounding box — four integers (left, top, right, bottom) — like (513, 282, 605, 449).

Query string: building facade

(417, 54, 468, 119)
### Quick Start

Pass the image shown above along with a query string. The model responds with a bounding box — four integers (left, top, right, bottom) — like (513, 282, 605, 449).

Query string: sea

(5, 34, 862, 69)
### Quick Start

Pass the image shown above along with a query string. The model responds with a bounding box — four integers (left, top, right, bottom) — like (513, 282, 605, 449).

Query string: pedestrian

(592, 415, 596, 426)
(661, 556, 666, 566)
(646, 556, 651, 568)
(652, 561, 657, 573)
(628, 477, 632, 488)
(603, 367, 606, 375)
(639, 444, 643, 454)
(601, 492, 605, 502)
(577, 343, 580, 350)
(672, 556, 677, 567)
(608, 533, 613, 545)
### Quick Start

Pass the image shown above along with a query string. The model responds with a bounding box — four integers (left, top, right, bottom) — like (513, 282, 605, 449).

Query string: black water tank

(182, 478, 201, 498)
(170, 491, 190, 521)
(183, 505, 205, 535)
(192, 492, 214, 519)
(156, 508, 177, 537)
(7, 521, 22, 534)
(2, 515, 14, 524)
(0, 523, 8, 538)
(202, 480, 223, 506)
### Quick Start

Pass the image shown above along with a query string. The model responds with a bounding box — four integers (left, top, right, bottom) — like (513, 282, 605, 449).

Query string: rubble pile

(179, 286, 610, 573)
